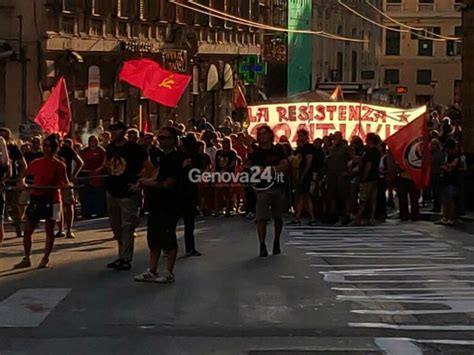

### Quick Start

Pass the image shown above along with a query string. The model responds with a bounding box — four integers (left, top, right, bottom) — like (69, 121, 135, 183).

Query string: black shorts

(147, 208, 180, 252)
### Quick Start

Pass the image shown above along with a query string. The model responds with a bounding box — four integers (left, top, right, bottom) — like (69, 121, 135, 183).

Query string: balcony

(59, 14, 78, 35)
(89, 18, 105, 37)
(115, 20, 130, 38)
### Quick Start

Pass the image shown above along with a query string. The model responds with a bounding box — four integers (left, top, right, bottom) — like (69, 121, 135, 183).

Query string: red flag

(119, 59, 158, 88)
(142, 66, 191, 107)
(385, 114, 431, 189)
(233, 83, 248, 109)
(330, 85, 344, 101)
(34, 77, 72, 135)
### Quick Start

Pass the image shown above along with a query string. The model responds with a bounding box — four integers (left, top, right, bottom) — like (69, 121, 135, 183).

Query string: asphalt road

(0, 216, 474, 354)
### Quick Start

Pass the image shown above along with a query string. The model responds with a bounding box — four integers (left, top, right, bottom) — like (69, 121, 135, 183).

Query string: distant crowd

(0, 105, 467, 281)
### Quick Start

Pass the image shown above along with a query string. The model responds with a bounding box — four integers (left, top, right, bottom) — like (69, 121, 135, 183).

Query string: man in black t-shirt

(249, 125, 289, 257)
(0, 128, 27, 238)
(354, 133, 381, 225)
(288, 129, 317, 226)
(56, 138, 84, 239)
(105, 122, 153, 271)
(134, 127, 183, 283)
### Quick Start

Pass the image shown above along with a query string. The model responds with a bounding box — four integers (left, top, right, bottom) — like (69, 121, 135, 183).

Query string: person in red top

(79, 135, 106, 217)
(14, 134, 69, 269)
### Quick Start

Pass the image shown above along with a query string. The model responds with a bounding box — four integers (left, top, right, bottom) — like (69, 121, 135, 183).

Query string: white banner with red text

(247, 102, 427, 143)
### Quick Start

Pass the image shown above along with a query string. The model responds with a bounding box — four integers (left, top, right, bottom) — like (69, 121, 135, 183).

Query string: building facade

(311, 0, 383, 100)
(0, 0, 265, 134)
(288, 0, 312, 96)
(379, 0, 461, 106)
(263, 0, 313, 98)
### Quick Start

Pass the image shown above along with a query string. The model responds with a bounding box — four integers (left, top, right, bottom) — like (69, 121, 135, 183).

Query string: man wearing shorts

(56, 138, 84, 239)
(249, 125, 289, 257)
(14, 134, 69, 269)
(134, 127, 183, 283)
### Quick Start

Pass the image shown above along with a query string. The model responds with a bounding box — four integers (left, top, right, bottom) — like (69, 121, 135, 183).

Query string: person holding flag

(385, 113, 431, 222)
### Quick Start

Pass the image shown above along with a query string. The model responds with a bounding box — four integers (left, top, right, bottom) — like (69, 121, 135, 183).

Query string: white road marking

(0, 288, 71, 327)
(285, 225, 474, 337)
(352, 323, 474, 331)
(375, 337, 423, 355)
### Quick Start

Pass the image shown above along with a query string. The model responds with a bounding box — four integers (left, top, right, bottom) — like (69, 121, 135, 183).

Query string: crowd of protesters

(0, 105, 467, 279)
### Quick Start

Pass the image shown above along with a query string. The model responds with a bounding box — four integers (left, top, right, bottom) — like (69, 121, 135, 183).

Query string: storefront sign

(121, 40, 159, 53)
(248, 102, 427, 143)
(87, 66, 100, 105)
(163, 50, 187, 73)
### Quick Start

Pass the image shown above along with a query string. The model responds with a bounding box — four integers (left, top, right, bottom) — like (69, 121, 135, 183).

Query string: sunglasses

(158, 136, 173, 140)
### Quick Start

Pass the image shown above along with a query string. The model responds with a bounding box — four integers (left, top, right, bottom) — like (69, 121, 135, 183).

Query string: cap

(109, 122, 127, 131)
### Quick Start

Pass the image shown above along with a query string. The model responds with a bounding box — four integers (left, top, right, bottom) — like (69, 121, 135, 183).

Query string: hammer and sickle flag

(159, 75, 175, 90)
(143, 66, 191, 107)
(120, 59, 191, 107)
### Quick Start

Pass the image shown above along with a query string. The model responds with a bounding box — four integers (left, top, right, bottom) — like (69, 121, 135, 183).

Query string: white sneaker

(155, 270, 175, 284)
(134, 269, 158, 282)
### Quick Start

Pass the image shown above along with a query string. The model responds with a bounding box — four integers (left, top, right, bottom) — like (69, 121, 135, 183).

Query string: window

(417, 69, 432, 85)
(196, 0, 210, 26)
(251, 0, 260, 22)
(211, 0, 225, 27)
(361, 70, 375, 80)
(447, 27, 462, 56)
(386, 0, 402, 11)
(160, 0, 174, 22)
(91, 0, 112, 15)
(418, 39, 433, 56)
(139, 0, 150, 20)
(116, 0, 130, 18)
(418, 0, 434, 11)
(62, 0, 81, 13)
(384, 69, 400, 85)
(272, 0, 287, 27)
(416, 95, 432, 105)
(241, 0, 250, 30)
(385, 27, 400, 55)
(241, 0, 250, 20)
(351, 51, 358, 82)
